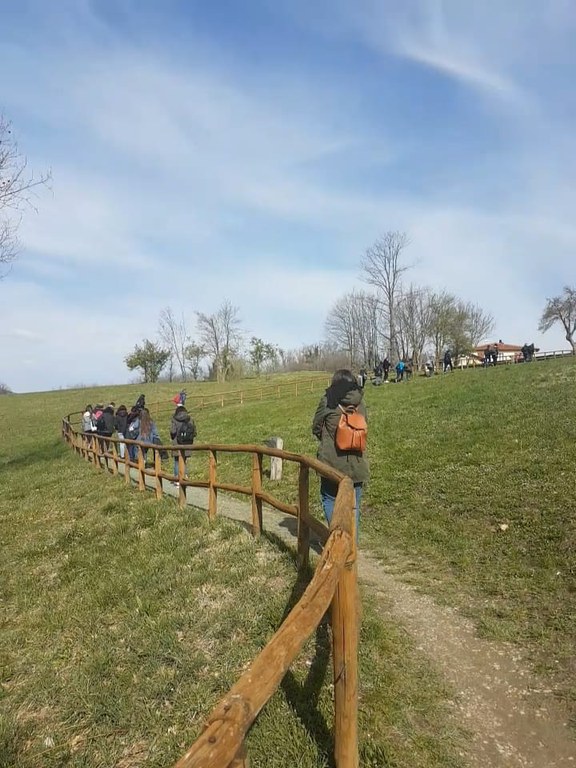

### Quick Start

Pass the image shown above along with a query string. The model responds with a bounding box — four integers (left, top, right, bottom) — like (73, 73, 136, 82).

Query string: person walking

(382, 357, 390, 382)
(312, 369, 368, 538)
(169, 405, 197, 482)
(114, 404, 129, 459)
(135, 408, 160, 465)
(443, 350, 453, 372)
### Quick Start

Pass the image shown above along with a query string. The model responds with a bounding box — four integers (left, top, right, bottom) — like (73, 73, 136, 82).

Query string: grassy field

(2, 360, 574, 765)
(0, 374, 465, 768)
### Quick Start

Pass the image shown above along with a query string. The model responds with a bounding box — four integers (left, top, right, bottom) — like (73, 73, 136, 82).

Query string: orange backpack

(335, 404, 367, 452)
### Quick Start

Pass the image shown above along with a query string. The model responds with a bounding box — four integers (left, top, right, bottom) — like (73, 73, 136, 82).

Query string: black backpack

(176, 420, 196, 445)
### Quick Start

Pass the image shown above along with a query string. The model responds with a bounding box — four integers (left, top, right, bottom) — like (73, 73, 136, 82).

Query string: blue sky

(1, 0, 575, 392)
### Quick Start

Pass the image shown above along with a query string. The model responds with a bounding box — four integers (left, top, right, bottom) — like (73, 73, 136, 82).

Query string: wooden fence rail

(61, 415, 359, 768)
(149, 376, 330, 424)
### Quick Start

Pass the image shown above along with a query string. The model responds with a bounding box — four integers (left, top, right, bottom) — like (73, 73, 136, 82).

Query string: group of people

(81, 392, 197, 481)
(520, 343, 536, 362)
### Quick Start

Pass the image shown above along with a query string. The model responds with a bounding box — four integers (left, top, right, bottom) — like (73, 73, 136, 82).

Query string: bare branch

(0, 116, 51, 274)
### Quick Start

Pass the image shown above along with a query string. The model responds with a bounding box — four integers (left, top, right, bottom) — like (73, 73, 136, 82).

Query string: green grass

(0, 373, 466, 767)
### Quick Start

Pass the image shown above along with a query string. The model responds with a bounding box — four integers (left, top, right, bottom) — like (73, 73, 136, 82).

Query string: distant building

(458, 342, 526, 367)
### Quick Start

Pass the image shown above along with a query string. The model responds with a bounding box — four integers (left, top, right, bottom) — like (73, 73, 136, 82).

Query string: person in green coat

(312, 369, 369, 535)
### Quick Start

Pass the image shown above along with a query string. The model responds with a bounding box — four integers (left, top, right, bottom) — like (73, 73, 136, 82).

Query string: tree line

(125, 234, 576, 383)
(325, 231, 495, 370)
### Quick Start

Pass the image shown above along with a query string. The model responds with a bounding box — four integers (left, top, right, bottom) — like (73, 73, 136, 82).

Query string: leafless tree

(1, 116, 50, 276)
(539, 286, 576, 354)
(158, 307, 191, 381)
(325, 290, 384, 368)
(462, 301, 494, 348)
(196, 300, 243, 382)
(361, 231, 411, 359)
(396, 285, 433, 368)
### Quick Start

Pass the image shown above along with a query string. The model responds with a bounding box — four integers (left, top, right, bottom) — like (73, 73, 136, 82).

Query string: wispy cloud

(0, 0, 574, 391)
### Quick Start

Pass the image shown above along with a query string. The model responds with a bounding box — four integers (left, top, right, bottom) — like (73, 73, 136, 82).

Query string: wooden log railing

(144, 375, 330, 423)
(61, 415, 359, 768)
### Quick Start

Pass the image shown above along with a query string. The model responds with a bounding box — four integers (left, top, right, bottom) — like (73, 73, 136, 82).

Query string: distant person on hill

(358, 368, 368, 389)
(134, 393, 146, 410)
(521, 343, 529, 362)
(395, 360, 405, 381)
(443, 350, 453, 372)
(491, 344, 499, 366)
(484, 345, 492, 366)
(382, 357, 391, 382)
(169, 405, 197, 482)
(528, 342, 535, 362)
(114, 404, 129, 459)
(312, 369, 368, 538)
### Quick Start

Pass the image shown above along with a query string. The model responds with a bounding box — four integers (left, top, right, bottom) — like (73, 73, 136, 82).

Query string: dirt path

(359, 554, 575, 768)
(134, 468, 576, 767)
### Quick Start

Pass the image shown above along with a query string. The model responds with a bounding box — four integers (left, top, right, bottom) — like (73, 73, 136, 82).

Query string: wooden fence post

(125, 443, 131, 485)
(269, 437, 283, 481)
(297, 465, 310, 571)
(208, 450, 218, 521)
(251, 452, 263, 537)
(110, 440, 118, 475)
(137, 445, 146, 491)
(331, 483, 359, 768)
(154, 447, 163, 500)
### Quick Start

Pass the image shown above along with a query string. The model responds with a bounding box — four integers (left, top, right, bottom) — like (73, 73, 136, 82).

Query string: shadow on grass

(0, 437, 68, 470)
(263, 529, 334, 766)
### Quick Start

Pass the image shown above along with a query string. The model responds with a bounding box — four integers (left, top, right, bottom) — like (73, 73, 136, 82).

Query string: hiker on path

(169, 405, 197, 482)
(82, 404, 96, 434)
(114, 405, 129, 459)
(135, 408, 160, 465)
(312, 369, 368, 537)
(382, 357, 391, 382)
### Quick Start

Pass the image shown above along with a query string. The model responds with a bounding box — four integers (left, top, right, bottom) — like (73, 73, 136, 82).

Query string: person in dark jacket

(169, 405, 197, 481)
(95, 404, 115, 456)
(443, 350, 453, 372)
(382, 357, 390, 382)
(312, 369, 368, 537)
(96, 405, 115, 437)
(114, 405, 129, 459)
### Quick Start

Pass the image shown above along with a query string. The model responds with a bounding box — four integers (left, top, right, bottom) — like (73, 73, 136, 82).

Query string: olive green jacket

(311, 388, 369, 483)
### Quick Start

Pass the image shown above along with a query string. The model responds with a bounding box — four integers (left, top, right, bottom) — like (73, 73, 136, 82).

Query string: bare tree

(361, 231, 411, 359)
(397, 285, 433, 368)
(196, 300, 243, 382)
(539, 286, 576, 354)
(157, 307, 191, 381)
(325, 290, 384, 368)
(324, 292, 360, 367)
(462, 301, 494, 348)
(1, 116, 50, 276)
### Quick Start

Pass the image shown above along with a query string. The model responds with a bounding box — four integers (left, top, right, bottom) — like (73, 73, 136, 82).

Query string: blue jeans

(173, 455, 188, 478)
(320, 478, 362, 538)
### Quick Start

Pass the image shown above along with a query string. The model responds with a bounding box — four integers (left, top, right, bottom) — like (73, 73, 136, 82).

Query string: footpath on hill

(122, 464, 575, 768)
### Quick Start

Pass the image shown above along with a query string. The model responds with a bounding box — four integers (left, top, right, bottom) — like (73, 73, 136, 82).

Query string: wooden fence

(147, 375, 330, 424)
(61, 415, 360, 768)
